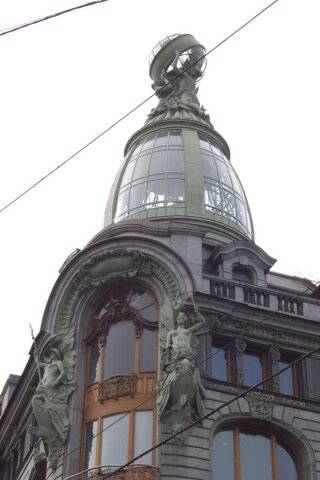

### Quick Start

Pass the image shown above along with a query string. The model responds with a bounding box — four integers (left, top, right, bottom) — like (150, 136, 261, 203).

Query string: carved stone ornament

(209, 314, 320, 353)
(157, 302, 207, 443)
(87, 466, 158, 480)
(98, 375, 136, 402)
(31, 249, 182, 469)
(269, 343, 281, 364)
(246, 391, 274, 420)
(235, 335, 247, 353)
(31, 329, 75, 470)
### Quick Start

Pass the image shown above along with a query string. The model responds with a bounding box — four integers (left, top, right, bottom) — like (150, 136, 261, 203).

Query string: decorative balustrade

(210, 279, 235, 300)
(243, 287, 270, 307)
(66, 465, 158, 480)
(209, 277, 304, 316)
(277, 295, 303, 315)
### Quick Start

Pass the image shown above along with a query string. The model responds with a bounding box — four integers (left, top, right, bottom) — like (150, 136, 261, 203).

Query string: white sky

(0, 0, 319, 390)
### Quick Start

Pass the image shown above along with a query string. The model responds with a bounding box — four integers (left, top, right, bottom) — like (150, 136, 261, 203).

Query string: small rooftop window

(232, 264, 254, 284)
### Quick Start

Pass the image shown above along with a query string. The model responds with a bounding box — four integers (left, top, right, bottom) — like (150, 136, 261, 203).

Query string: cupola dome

(104, 34, 254, 242)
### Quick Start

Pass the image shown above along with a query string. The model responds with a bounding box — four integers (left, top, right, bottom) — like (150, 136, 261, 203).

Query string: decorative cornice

(210, 240, 276, 273)
(205, 312, 320, 352)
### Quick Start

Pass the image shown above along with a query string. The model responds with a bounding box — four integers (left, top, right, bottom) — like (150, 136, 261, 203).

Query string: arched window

(232, 264, 254, 284)
(83, 285, 158, 471)
(212, 427, 299, 480)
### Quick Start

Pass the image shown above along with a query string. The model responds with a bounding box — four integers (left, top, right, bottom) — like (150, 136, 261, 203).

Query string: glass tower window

(115, 130, 185, 221)
(200, 134, 253, 238)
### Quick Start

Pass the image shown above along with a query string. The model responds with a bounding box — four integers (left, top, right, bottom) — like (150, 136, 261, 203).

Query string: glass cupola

(104, 34, 254, 242)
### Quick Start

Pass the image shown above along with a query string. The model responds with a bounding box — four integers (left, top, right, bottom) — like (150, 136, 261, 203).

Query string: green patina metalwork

(31, 329, 75, 470)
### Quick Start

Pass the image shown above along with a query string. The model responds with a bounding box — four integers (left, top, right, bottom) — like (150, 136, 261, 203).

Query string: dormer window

(232, 264, 254, 284)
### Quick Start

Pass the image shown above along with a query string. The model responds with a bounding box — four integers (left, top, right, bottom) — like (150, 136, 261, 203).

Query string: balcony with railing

(207, 277, 314, 318)
(65, 465, 158, 480)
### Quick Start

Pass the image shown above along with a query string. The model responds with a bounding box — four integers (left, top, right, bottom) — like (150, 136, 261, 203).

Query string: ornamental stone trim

(245, 391, 274, 420)
(206, 313, 320, 352)
(98, 375, 136, 402)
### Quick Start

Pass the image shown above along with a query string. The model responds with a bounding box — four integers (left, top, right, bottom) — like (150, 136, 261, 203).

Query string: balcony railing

(243, 286, 270, 307)
(65, 465, 158, 480)
(277, 295, 303, 315)
(209, 277, 305, 316)
(210, 279, 235, 300)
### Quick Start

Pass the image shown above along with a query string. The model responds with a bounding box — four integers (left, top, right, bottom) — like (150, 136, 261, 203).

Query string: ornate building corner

(157, 301, 206, 443)
(30, 248, 183, 469)
(246, 391, 274, 420)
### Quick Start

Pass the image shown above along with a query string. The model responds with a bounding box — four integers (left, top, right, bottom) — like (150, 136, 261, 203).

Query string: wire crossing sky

(0, 0, 110, 37)
(1, 0, 319, 400)
(0, 0, 278, 216)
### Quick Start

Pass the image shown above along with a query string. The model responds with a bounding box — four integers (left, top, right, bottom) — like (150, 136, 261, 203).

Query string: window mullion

(151, 410, 156, 466)
(99, 335, 105, 383)
(96, 417, 103, 467)
(135, 332, 142, 373)
(128, 412, 135, 462)
(234, 427, 241, 480)
(271, 435, 279, 480)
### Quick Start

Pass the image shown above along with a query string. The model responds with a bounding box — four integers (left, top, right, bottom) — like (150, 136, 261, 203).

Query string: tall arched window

(83, 285, 158, 472)
(212, 427, 299, 480)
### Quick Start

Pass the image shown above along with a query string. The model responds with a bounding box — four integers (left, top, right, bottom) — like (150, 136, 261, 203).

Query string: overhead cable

(0, 0, 279, 216)
(0, 0, 110, 37)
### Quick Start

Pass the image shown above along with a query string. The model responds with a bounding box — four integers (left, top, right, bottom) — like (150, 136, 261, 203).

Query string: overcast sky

(0, 0, 319, 389)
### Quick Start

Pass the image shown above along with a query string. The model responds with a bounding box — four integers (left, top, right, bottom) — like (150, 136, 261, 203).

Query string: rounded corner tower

(104, 33, 254, 243)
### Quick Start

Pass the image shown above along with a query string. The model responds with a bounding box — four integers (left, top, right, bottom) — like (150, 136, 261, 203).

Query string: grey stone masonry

(160, 387, 320, 480)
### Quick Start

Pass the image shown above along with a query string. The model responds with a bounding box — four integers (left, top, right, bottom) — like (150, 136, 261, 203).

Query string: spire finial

(146, 34, 211, 126)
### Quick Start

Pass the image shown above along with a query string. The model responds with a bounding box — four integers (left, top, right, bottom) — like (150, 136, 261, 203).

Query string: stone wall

(160, 387, 320, 480)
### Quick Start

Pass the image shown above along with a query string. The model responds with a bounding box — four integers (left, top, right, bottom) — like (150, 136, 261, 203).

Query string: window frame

(82, 284, 159, 471)
(242, 346, 269, 389)
(278, 351, 301, 398)
(213, 426, 301, 480)
(202, 334, 303, 399)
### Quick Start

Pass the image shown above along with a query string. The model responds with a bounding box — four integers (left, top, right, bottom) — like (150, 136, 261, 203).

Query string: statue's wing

(58, 328, 76, 383)
(48, 407, 70, 442)
(157, 368, 180, 417)
(160, 300, 174, 347)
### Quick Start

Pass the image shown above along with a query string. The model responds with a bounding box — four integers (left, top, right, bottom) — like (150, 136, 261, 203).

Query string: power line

(0, 0, 110, 38)
(0, 0, 279, 216)
(102, 343, 320, 479)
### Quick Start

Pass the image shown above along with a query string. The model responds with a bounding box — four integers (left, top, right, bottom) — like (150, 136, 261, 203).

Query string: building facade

(1, 34, 320, 480)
